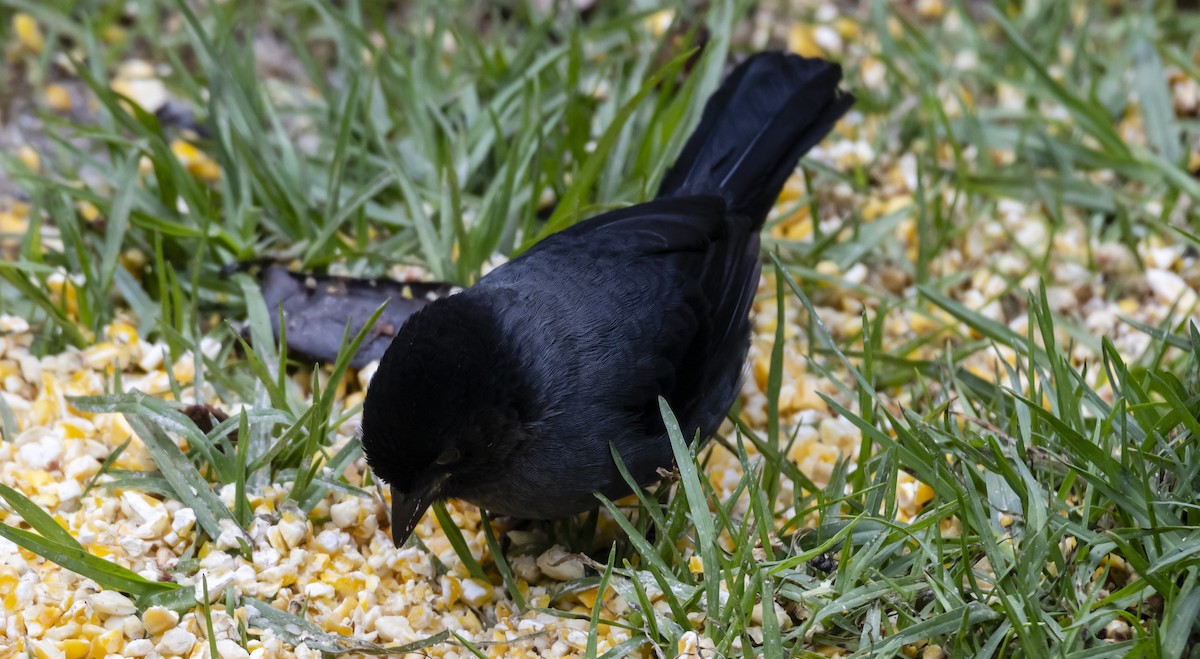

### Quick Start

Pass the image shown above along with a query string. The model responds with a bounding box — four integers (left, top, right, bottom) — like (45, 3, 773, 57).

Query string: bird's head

(360, 294, 529, 547)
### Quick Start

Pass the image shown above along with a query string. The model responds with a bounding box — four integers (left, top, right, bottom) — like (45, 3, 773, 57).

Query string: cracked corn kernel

(788, 25, 823, 58)
(18, 145, 41, 172)
(76, 200, 101, 222)
(45, 274, 80, 319)
(913, 483, 935, 508)
(101, 24, 125, 44)
(91, 629, 123, 656)
(575, 586, 609, 610)
(0, 208, 29, 235)
(62, 639, 89, 659)
(461, 577, 492, 607)
(169, 139, 222, 181)
(45, 84, 73, 111)
(833, 17, 859, 39)
(13, 13, 44, 54)
(141, 606, 179, 635)
(644, 10, 673, 38)
(922, 644, 947, 659)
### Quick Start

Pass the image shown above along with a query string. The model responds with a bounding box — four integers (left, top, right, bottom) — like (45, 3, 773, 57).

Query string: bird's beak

(390, 484, 433, 548)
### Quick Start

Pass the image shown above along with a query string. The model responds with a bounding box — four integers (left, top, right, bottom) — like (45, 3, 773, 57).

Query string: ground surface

(0, 1, 1199, 658)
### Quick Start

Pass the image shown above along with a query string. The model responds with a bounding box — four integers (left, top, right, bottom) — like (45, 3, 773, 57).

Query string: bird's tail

(656, 52, 854, 226)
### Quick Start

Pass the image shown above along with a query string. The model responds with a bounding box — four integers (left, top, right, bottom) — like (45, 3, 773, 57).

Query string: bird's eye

(435, 448, 460, 466)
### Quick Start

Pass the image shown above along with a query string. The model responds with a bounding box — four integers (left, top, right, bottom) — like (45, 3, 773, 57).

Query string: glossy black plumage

(361, 52, 854, 546)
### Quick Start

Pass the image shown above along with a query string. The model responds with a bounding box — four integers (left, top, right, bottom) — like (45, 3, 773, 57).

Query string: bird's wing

(485, 195, 748, 446)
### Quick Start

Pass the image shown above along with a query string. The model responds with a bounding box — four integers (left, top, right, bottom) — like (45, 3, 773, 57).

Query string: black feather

(658, 52, 855, 224)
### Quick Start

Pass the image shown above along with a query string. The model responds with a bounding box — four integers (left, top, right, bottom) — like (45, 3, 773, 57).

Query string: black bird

(361, 52, 854, 547)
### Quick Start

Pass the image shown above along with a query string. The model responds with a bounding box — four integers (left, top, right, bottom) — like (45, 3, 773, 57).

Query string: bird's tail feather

(657, 52, 854, 226)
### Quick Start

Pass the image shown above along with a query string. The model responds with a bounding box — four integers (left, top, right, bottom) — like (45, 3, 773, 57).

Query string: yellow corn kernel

(644, 10, 673, 38)
(752, 354, 771, 391)
(788, 25, 823, 58)
(776, 176, 805, 204)
(833, 17, 860, 40)
(688, 556, 704, 574)
(31, 641, 58, 659)
(873, 194, 914, 221)
(18, 145, 41, 172)
(576, 586, 600, 609)
(45, 84, 73, 112)
(13, 13, 44, 54)
(0, 210, 28, 235)
(772, 205, 812, 240)
(909, 311, 943, 335)
(966, 365, 996, 383)
(441, 575, 462, 607)
(783, 215, 814, 241)
(915, 483, 935, 507)
(89, 629, 122, 658)
(142, 605, 179, 635)
(922, 644, 947, 659)
(461, 578, 492, 607)
(60, 418, 89, 440)
(74, 201, 100, 223)
(815, 260, 840, 278)
(332, 574, 361, 598)
(26, 470, 53, 489)
(169, 139, 201, 162)
(492, 601, 512, 620)
(169, 139, 222, 181)
(63, 639, 90, 659)
(916, 0, 945, 19)
(36, 605, 62, 628)
(46, 276, 79, 319)
(1, 578, 16, 610)
(120, 248, 147, 275)
(459, 609, 483, 632)
(50, 515, 70, 534)
(189, 157, 221, 181)
(101, 25, 125, 44)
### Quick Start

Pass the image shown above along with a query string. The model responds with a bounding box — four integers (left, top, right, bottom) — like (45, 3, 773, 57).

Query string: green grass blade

(659, 397, 721, 634)
(431, 500, 488, 582)
(0, 522, 179, 597)
(0, 481, 82, 548)
(123, 413, 246, 542)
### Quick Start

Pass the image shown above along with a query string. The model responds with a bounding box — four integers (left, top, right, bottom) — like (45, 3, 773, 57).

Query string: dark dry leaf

(254, 266, 454, 369)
